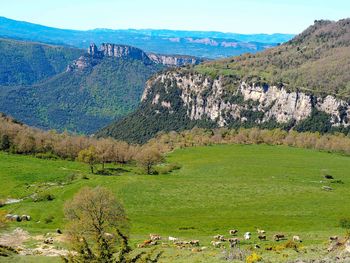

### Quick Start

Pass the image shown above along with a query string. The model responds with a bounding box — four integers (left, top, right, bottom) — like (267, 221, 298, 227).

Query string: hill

(0, 16, 294, 59)
(0, 38, 83, 86)
(98, 19, 350, 143)
(1, 144, 350, 262)
(0, 42, 165, 133)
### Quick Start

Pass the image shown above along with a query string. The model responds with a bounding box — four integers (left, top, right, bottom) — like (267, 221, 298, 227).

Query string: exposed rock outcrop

(142, 71, 350, 128)
(68, 43, 204, 71)
(98, 43, 152, 63)
(147, 53, 204, 67)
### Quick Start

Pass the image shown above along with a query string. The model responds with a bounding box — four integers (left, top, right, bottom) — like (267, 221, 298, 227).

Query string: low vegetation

(0, 144, 350, 262)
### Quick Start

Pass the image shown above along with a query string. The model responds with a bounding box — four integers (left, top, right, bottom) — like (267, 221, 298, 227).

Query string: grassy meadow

(1, 144, 350, 262)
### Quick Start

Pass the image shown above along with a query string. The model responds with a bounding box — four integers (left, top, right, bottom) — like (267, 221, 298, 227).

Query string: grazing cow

(292, 235, 302, 242)
(229, 229, 238, 235)
(56, 229, 62, 234)
(21, 215, 30, 221)
(168, 236, 178, 242)
(257, 228, 266, 235)
(137, 239, 153, 248)
(213, 234, 225, 241)
(211, 241, 223, 248)
(258, 235, 266, 241)
(190, 240, 200, 246)
(273, 234, 285, 241)
(174, 241, 185, 246)
(254, 244, 261, 249)
(244, 232, 251, 240)
(228, 238, 240, 248)
(149, 234, 161, 241)
(9, 215, 21, 222)
(5, 214, 12, 220)
(44, 237, 54, 244)
(329, 236, 338, 242)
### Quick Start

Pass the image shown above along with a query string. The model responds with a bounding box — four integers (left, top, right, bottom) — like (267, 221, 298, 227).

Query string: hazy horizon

(1, 0, 349, 34)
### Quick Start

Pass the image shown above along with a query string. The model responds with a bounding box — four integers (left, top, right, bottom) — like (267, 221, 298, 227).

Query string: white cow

(244, 232, 251, 240)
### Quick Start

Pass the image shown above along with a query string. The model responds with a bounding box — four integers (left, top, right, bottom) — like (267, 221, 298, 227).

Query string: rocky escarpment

(67, 43, 204, 71)
(147, 53, 204, 67)
(142, 71, 350, 128)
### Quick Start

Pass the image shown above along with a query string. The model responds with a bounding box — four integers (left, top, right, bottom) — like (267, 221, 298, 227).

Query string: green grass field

(1, 144, 350, 262)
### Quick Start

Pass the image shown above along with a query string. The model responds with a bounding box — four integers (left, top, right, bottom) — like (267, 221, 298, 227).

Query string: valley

(0, 3, 350, 262)
(1, 144, 350, 262)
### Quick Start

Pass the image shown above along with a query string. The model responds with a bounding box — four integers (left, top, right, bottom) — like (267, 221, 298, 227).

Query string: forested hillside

(0, 51, 163, 133)
(195, 19, 350, 97)
(0, 38, 83, 86)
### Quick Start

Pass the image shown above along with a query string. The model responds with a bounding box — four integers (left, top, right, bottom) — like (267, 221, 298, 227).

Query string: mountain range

(0, 16, 294, 59)
(0, 39, 204, 133)
(97, 19, 350, 143)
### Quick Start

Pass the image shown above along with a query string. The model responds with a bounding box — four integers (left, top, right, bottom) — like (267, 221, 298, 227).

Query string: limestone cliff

(68, 43, 205, 71)
(141, 71, 350, 128)
(147, 53, 204, 67)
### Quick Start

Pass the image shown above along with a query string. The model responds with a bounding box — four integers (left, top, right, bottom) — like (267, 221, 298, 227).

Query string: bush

(81, 174, 89, 180)
(66, 173, 78, 182)
(339, 218, 350, 229)
(331, 180, 344, 184)
(246, 252, 262, 263)
(44, 215, 54, 224)
(32, 192, 55, 202)
(35, 152, 59, 160)
(155, 163, 182, 174)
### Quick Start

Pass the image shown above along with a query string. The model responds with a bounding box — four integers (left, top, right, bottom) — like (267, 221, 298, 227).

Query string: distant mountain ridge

(82, 43, 204, 67)
(97, 19, 350, 143)
(0, 16, 294, 58)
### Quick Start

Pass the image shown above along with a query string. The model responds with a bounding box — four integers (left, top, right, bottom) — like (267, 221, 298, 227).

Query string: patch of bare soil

(0, 228, 29, 248)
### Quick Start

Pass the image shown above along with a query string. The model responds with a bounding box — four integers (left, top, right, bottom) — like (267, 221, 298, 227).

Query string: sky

(0, 0, 349, 34)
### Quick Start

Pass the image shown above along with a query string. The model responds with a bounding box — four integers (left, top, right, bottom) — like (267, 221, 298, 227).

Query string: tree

(64, 187, 129, 263)
(135, 147, 163, 174)
(77, 146, 98, 173)
(96, 139, 115, 170)
(63, 187, 161, 263)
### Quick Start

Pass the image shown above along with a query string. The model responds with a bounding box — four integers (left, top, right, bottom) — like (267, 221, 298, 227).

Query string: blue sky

(1, 0, 349, 34)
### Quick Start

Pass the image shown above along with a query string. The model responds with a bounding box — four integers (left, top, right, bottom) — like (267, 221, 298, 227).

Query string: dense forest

(0, 38, 83, 86)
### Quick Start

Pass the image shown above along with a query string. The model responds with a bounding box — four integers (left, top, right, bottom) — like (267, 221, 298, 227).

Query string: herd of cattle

(138, 229, 303, 249)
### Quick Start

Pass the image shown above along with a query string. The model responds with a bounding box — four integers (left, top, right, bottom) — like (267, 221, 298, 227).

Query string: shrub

(32, 192, 55, 202)
(339, 218, 350, 229)
(66, 173, 78, 182)
(331, 180, 344, 184)
(81, 174, 89, 180)
(44, 215, 54, 224)
(35, 152, 59, 160)
(155, 163, 182, 174)
(246, 252, 262, 263)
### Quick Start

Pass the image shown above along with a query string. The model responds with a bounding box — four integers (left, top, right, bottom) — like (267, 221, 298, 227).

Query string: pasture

(0, 144, 350, 262)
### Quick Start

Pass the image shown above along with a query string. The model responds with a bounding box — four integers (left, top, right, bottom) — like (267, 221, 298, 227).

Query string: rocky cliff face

(147, 53, 204, 67)
(68, 43, 204, 71)
(142, 71, 350, 128)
